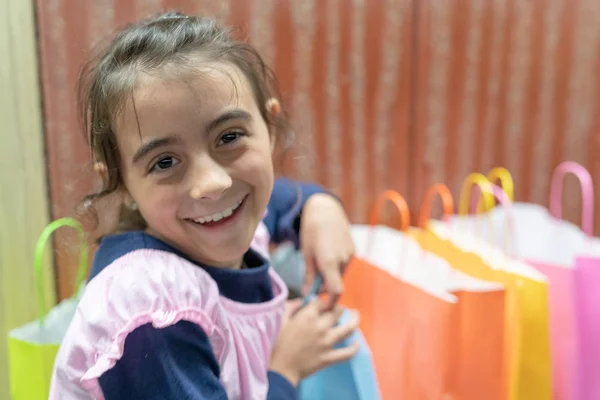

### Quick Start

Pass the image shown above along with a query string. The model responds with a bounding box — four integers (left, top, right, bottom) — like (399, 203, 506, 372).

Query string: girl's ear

(121, 190, 138, 211)
(265, 97, 281, 152)
(266, 97, 281, 116)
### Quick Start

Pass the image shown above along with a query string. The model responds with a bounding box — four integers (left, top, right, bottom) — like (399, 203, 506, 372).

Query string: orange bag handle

(418, 184, 454, 228)
(365, 191, 411, 270)
(369, 190, 411, 230)
(417, 184, 456, 281)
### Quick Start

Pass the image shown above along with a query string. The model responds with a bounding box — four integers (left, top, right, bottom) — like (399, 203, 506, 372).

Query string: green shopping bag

(7, 218, 88, 400)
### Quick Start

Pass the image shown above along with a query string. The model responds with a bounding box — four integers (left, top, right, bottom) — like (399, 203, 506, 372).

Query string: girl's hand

(270, 299, 360, 385)
(300, 193, 355, 310)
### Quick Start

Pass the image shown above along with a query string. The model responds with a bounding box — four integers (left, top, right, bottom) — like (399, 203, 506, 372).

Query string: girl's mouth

(186, 195, 247, 229)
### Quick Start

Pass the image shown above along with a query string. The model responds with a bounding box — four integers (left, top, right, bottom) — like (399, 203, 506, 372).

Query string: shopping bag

(548, 162, 600, 400)
(7, 218, 88, 400)
(299, 309, 381, 400)
(419, 174, 551, 400)
(268, 245, 382, 399)
(339, 191, 455, 399)
(409, 183, 507, 399)
(575, 254, 600, 400)
(342, 190, 506, 399)
(460, 163, 600, 400)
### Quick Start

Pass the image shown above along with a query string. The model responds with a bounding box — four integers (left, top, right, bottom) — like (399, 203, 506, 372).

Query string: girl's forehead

(134, 64, 254, 109)
(114, 63, 259, 137)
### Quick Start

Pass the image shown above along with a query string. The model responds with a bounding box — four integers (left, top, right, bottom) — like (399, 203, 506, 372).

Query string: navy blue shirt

(90, 178, 325, 400)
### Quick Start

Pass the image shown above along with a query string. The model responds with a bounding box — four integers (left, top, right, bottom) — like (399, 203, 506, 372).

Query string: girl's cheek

(142, 188, 180, 214)
(233, 148, 273, 173)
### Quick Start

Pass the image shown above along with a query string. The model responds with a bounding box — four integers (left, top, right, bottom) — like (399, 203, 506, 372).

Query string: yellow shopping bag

(7, 218, 88, 400)
(411, 174, 552, 400)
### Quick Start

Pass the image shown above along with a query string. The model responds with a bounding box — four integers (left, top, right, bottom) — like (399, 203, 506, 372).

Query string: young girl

(50, 12, 359, 400)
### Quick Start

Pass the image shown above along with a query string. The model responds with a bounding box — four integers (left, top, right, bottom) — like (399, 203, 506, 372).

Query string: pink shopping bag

(546, 162, 600, 400)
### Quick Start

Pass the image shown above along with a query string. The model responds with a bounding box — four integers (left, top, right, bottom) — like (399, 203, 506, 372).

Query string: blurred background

(2, 0, 600, 398)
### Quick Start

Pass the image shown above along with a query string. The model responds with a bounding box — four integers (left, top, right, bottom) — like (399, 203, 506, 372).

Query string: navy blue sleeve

(263, 178, 328, 247)
(267, 371, 298, 400)
(99, 321, 296, 399)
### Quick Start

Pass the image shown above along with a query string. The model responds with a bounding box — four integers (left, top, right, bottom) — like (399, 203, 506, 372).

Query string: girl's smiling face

(114, 63, 275, 268)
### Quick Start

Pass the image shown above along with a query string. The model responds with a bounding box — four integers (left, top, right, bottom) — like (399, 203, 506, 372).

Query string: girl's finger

(321, 341, 361, 366)
(303, 253, 317, 296)
(284, 299, 303, 319)
(319, 305, 345, 328)
(320, 264, 344, 311)
(325, 311, 359, 345)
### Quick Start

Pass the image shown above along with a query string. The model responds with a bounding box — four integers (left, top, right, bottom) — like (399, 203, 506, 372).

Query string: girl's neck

(144, 228, 244, 270)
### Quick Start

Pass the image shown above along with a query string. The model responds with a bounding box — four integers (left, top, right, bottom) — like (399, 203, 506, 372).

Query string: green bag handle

(35, 217, 88, 328)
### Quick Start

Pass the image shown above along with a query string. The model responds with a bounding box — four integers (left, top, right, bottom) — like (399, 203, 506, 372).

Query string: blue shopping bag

(299, 309, 381, 400)
(269, 245, 381, 399)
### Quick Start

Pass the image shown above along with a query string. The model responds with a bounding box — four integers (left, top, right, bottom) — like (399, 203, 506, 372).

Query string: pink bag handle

(549, 161, 594, 236)
(467, 182, 516, 256)
(470, 183, 513, 213)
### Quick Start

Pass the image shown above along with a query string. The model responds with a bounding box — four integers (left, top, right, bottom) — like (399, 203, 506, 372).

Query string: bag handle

(417, 184, 456, 281)
(472, 182, 517, 255)
(459, 173, 512, 252)
(470, 183, 514, 213)
(366, 191, 411, 269)
(35, 218, 88, 328)
(459, 171, 518, 254)
(486, 167, 515, 208)
(459, 173, 495, 215)
(549, 161, 594, 236)
(369, 190, 411, 229)
(418, 184, 454, 228)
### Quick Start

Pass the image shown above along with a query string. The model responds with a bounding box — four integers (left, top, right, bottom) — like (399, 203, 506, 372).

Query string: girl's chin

(186, 240, 254, 268)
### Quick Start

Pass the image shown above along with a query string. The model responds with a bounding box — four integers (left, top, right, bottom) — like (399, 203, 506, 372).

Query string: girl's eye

(218, 131, 244, 146)
(151, 156, 179, 173)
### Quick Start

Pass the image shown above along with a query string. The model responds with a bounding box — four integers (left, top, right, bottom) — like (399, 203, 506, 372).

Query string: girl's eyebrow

(131, 109, 252, 164)
(132, 136, 180, 164)
(206, 109, 252, 132)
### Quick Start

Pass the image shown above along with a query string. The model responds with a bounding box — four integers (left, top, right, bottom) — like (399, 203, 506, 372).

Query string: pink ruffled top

(50, 224, 288, 399)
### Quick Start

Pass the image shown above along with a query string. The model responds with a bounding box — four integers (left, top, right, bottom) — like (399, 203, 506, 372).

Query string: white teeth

(192, 198, 244, 224)
(212, 212, 224, 222)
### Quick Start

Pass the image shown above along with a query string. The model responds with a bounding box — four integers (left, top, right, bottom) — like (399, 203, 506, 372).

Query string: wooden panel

(36, 0, 415, 300)
(411, 0, 600, 229)
(0, 0, 52, 396)
(36, 0, 600, 299)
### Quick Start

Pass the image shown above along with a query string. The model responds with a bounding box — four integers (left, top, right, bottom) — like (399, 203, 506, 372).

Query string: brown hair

(78, 12, 291, 234)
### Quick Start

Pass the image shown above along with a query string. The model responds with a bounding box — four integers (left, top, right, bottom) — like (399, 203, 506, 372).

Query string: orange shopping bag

(341, 190, 506, 399)
(340, 191, 454, 399)
(411, 184, 507, 399)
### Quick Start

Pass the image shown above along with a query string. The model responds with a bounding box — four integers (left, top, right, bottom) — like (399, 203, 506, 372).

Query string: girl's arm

(98, 321, 297, 399)
(263, 177, 331, 247)
(262, 178, 353, 311)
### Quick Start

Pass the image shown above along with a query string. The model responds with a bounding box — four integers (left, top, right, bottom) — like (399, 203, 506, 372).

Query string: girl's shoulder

(52, 248, 226, 397)
(84, 231, 224, 318)
(83, 245, 222, 325)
